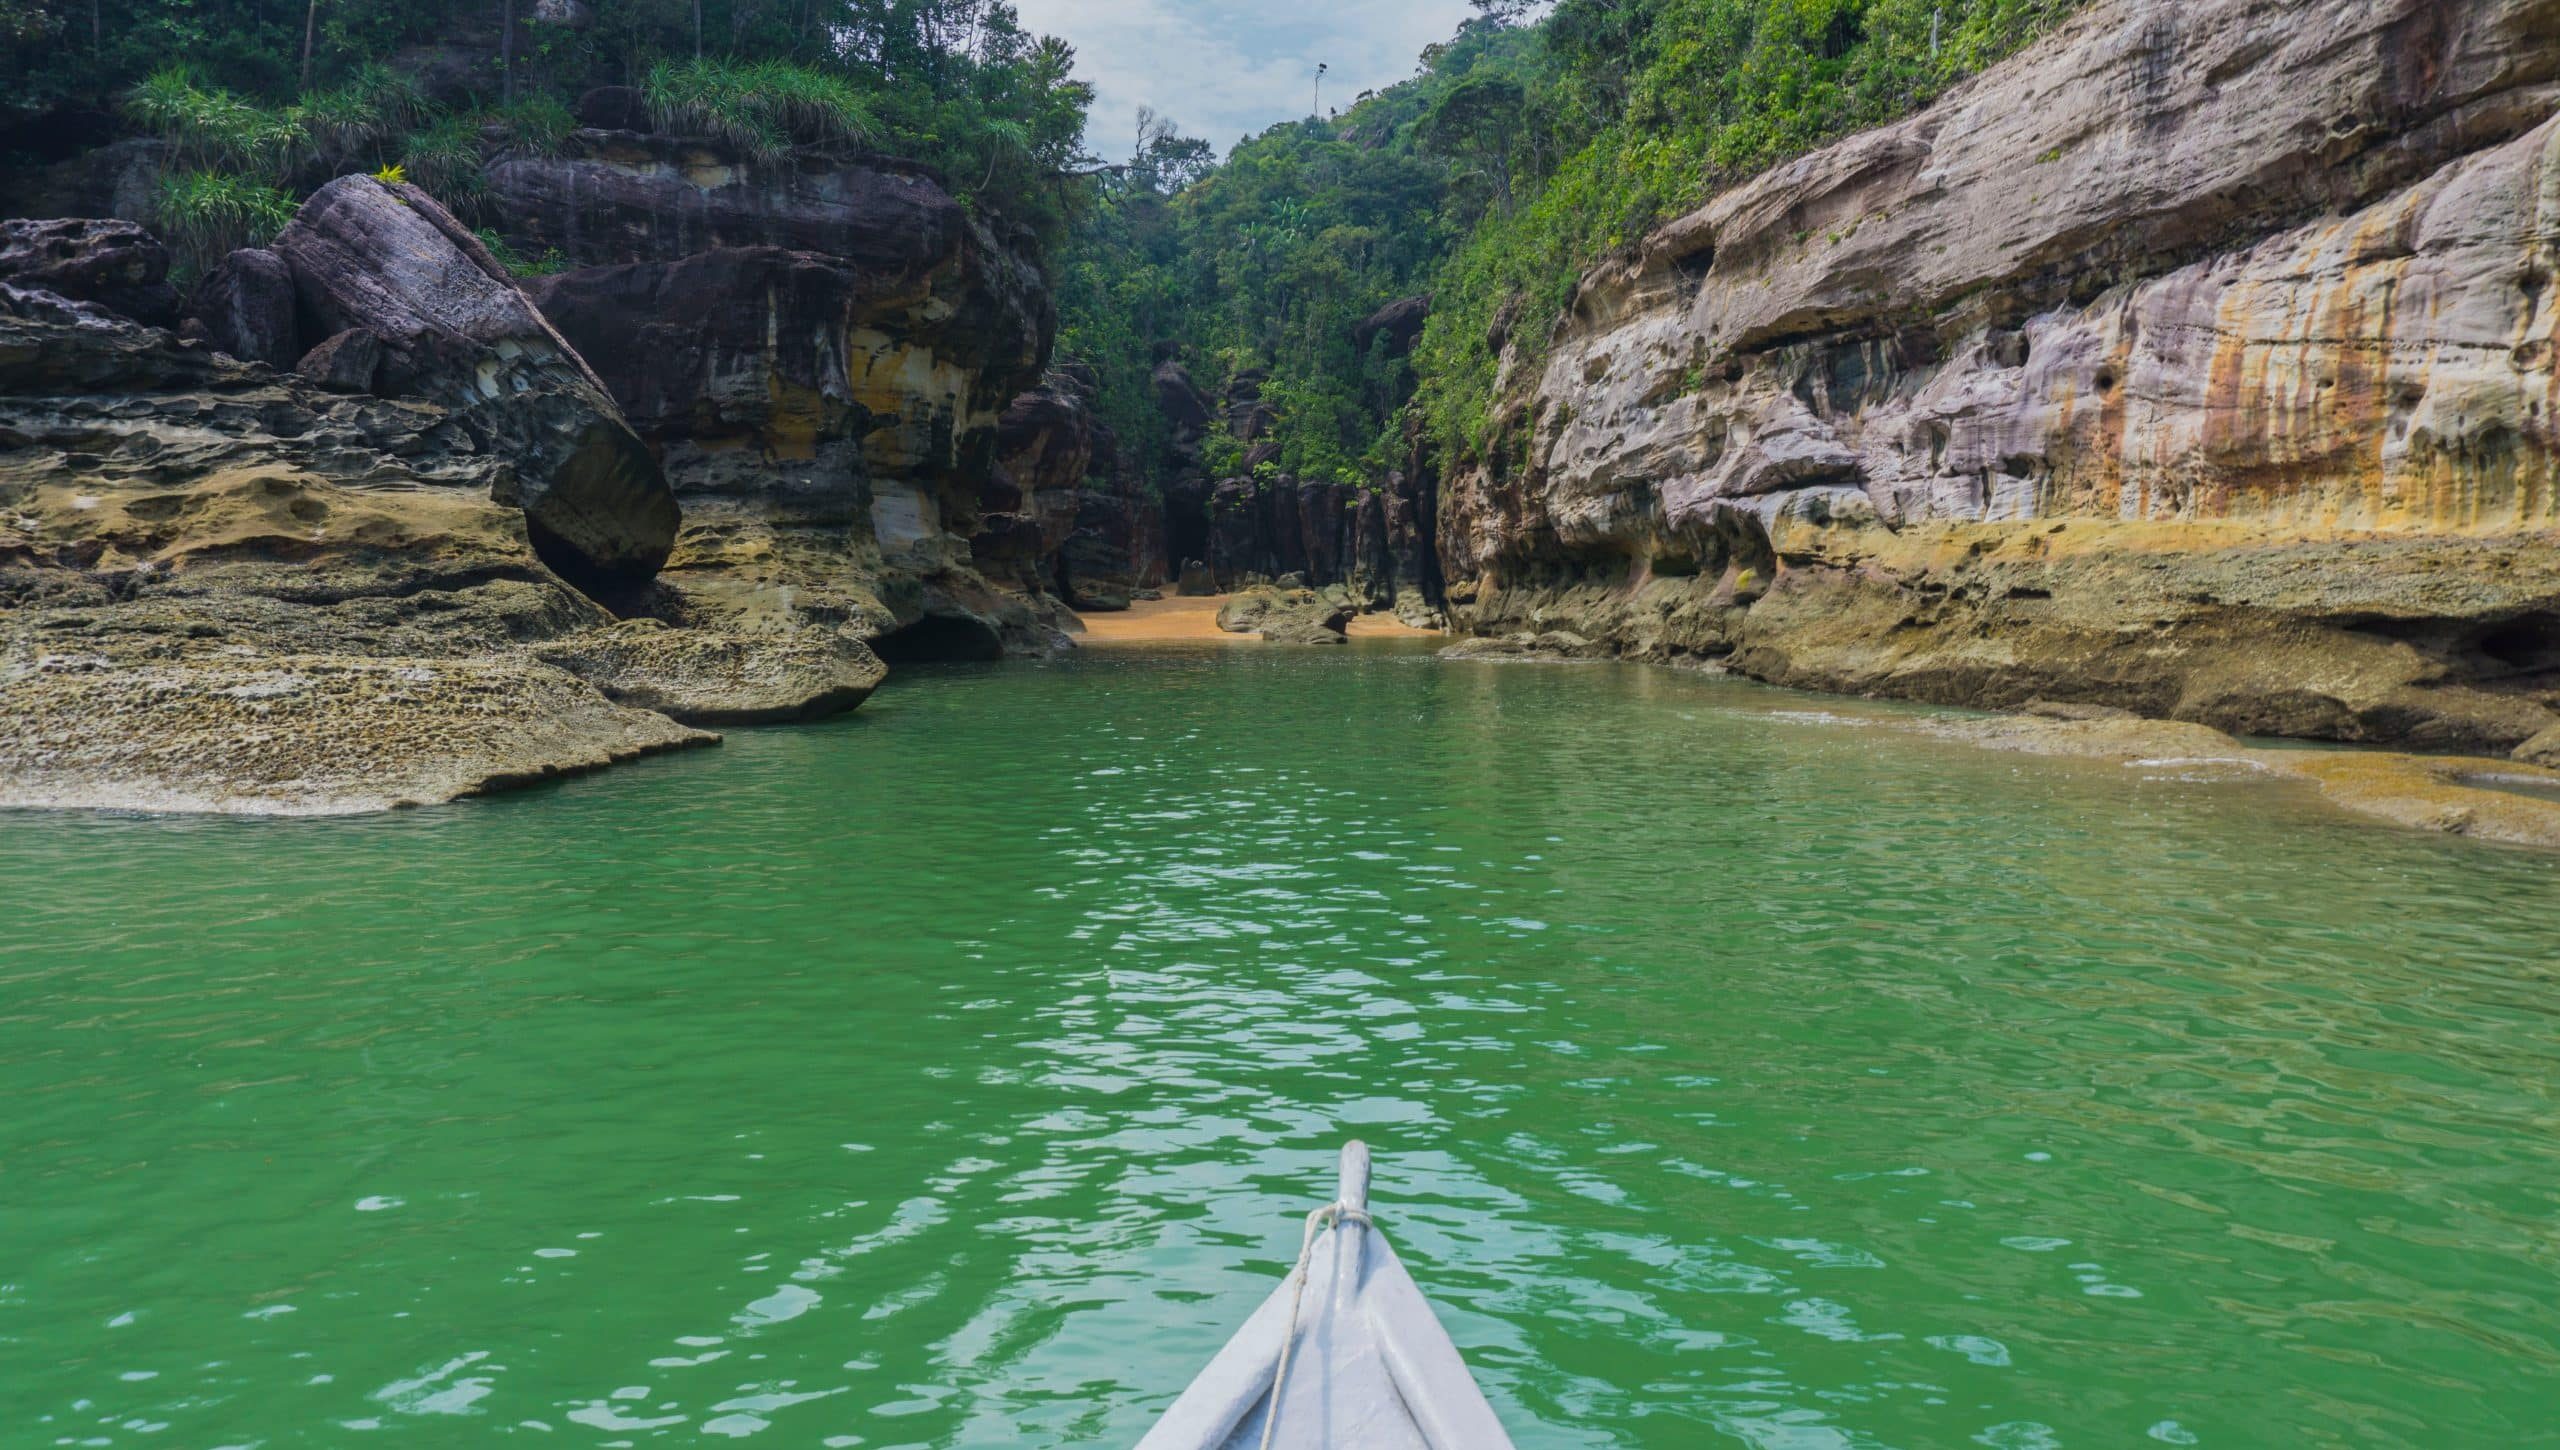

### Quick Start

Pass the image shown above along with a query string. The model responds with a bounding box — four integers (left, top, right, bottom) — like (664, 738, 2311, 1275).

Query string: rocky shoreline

(0, 130, 1079, 815)
(9, 0, 2560, 844)
(1437, 0, 2560, 762)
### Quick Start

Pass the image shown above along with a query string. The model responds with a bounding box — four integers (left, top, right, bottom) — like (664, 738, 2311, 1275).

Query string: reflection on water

(2458, 771, 2560, 806)
(3, 642, 2558, 1448)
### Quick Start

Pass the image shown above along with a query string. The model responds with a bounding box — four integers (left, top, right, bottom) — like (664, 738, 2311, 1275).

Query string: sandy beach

(1076, 594, 1441, 646)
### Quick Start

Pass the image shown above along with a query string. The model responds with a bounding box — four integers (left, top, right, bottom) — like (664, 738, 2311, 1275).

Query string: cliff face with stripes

(1443, 0, 2560, 752)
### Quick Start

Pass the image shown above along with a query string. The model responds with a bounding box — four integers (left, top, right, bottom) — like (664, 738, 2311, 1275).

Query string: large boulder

(507, 141, 1059, 655)
(182, 248, 299, 369)
(273, 175, 677, 591)
(1216, 585, 1351, 644)
(0, 283, 714, 816)
(0, 217, 179, 325)
(1151, 360, 1213, 440)
(1353, 295, 1429, 359)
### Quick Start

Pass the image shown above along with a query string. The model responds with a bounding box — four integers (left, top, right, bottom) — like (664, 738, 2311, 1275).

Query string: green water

(7, 644, 2559, 1449)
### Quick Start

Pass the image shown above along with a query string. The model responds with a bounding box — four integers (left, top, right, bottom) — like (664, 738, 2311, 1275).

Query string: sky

(1008, 0, 1484, 158)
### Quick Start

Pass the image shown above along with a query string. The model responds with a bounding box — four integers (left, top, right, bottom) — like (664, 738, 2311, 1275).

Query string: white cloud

(1009, 0, 1481, 156)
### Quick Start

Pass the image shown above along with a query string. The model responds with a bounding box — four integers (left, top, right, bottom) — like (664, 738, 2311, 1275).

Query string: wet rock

(0, 217, 179, 325)
(274, 175, 677, 590)
(534, 619, 886, 726)
(1439, 632, 1600, 663)
(1261, 620, 1351, 646)
(2516, 727, 2560, 769)
(1216, 585, 1351, 644)
(1176, 561, 1217, 596)
(183, 248, 299, 369)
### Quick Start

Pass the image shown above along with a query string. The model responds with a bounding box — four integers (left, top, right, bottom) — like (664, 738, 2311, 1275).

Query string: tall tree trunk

(500, 0, 515, 104)
(300, 0, 320, 89)
(692, 0, 702, 59)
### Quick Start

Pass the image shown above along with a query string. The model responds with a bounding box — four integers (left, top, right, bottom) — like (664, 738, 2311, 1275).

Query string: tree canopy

(1053, 0, 2088, 494)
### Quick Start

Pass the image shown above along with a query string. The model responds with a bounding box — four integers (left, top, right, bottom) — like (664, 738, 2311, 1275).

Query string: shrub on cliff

(1412, 0, 2090, 462)
(642, 57, 877, 163)
(19, 0, 1099, 253)
(151, 170, 298, 273)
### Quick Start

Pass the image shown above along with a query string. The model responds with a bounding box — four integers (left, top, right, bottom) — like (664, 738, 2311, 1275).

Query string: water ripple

(3, 644, 2558, 1446)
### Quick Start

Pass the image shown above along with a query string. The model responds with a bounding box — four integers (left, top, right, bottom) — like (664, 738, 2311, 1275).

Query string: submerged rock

(1917, 708, 2560, 851)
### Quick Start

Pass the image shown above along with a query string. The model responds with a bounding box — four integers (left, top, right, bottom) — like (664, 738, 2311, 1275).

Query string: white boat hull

(1137, 1143, 1518, 1450)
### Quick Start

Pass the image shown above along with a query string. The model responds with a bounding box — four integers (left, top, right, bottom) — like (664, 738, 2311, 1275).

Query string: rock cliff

(0, 180, 897, 815)
(495, 123, 1072, 658)
(1445, 0, 2560, 752)
(1156, 364, 1446, 626)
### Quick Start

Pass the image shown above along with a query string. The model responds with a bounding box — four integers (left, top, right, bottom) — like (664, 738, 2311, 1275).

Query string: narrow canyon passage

(7, 645, 2557, 1447)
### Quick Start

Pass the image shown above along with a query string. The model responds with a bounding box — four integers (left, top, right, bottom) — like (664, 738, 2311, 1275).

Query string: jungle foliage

(10, 0, 2085, 494)
(1058, 0, 2087, 490)
(4, 0, 1097, 271)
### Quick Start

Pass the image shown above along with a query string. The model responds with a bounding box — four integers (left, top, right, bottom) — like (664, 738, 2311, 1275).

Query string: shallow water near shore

(6, 642, 2559, 1448)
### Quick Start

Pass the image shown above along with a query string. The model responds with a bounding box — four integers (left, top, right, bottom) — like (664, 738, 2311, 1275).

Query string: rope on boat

(1257, 1199, 1374, 1450)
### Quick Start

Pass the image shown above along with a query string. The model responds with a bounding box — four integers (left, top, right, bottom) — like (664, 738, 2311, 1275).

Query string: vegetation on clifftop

(9, 0, 2088, 488)
(3, 0, 1098, 271)
(1056, 0, 2089, 492)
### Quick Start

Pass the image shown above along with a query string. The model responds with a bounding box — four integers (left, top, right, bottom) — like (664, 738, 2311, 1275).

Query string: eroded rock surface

(535, 619, 886, 726)
(1217, 585, 1352, 644)
(0, 282, 711, 815)
(0, 217, 178, 325)
(503, 134, 1067, 656)
(276, 176, 677, 591)
(1444, 0, 2560, 751)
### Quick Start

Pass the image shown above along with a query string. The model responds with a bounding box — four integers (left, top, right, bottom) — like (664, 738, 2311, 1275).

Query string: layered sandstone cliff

(1445, 0, 2560, 752)
(494, 116, 1073, 658)
(0, 194, 722, 814)
(0, 180, 909, 815)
